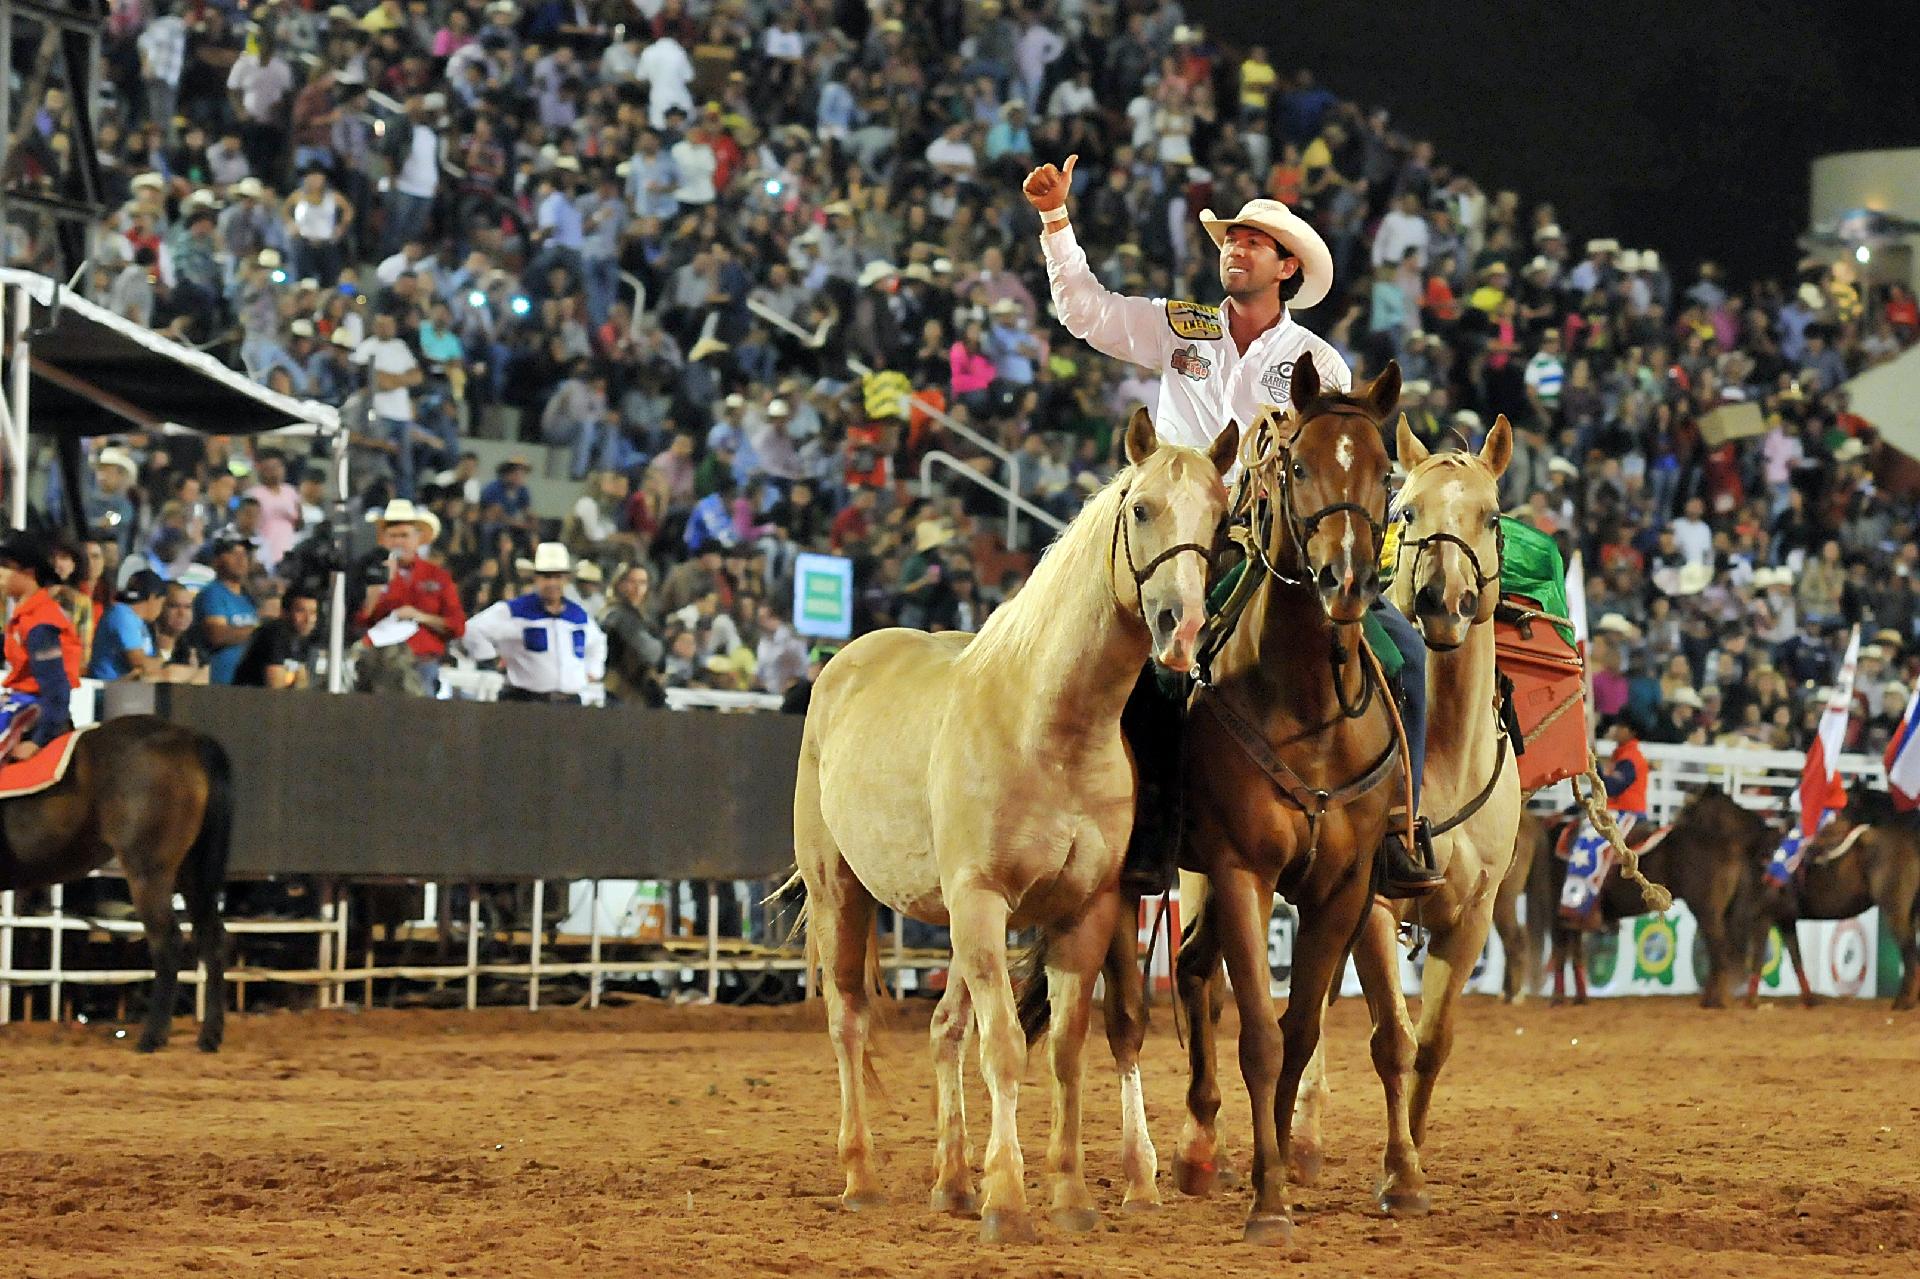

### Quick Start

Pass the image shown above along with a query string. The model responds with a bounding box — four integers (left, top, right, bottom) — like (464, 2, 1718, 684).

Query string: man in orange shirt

(0, 532, 84, 760)
(355, 500, 466, 696)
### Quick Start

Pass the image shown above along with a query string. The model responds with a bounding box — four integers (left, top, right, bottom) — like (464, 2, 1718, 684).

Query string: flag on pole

(1563, 549, 1589, 644)
(1884, 683, 1920, 810)
(1795, 624, 1861, 837)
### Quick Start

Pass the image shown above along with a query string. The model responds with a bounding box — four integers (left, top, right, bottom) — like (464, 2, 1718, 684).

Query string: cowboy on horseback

(0, 530, 84, 763)
(1024, 155, 1442, 897)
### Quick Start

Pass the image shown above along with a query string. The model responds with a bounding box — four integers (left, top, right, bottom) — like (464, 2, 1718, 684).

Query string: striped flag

(1885, 684, 1920, 811)
(1795, 625, 1861, 837)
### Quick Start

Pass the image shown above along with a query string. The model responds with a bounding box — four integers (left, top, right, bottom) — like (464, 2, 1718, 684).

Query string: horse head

(1393, 414, 1512, 651)
(1117, 406, 1238, 673)
(1243, 359, 1397, 626)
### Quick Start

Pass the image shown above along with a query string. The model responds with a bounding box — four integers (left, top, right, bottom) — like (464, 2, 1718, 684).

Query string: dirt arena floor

(0, 993, 1915, 1277)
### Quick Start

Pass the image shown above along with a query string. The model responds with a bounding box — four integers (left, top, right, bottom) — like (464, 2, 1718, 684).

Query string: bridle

(1238, 408, 1389, 596)
(1110, 473, 1215, 614)
(1396, 507, 1504, 650)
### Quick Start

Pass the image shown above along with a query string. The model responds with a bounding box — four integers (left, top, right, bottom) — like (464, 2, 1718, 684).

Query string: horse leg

(1350, 898, 1425, 1213)
(1572, 932, 1590, 1004)
(1041, 891, 1119, 1233)
(129, 872, 184, 1053)
(1493, 877, 1527, 1005)
(1174, 870, 1228, 1198)
(928, 977, 977, 1216)
(1409, 899, 1495, 1152)
(1884, 887, 1920, 1012)
(1266, 877, 1371, 1245)
(949, 887, 1035, 1245)
(1697, 914, 1733, 1010)
(1212, 866, 1288, 1244)
(813, 882, 884, 1210)
(1779, 920, 1819, 1008)
(1288, 1036, 1328, 1186)
(182, 862, 227, 1053)
(1100, 899, 1160, 1210)
(1549, 927, 1567, 1005)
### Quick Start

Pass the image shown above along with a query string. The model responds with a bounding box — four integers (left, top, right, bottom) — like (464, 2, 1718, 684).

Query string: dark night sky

(1185, 0, 1920, 284)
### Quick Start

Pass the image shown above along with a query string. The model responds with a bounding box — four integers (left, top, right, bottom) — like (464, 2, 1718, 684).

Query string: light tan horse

(1289, 417, 1523, 1209)
(792, 411, 1237, 1243)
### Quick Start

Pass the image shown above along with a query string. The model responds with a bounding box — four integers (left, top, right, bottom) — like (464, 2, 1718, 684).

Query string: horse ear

(1288, 356, 1322, 411)
(1367, 360, 1402, 419)
(1207, 421, 1240, 479)
(1396, 414, 1429, 470)
(1124, 405, 1158, 466)
(1481, 414, 1514, 479)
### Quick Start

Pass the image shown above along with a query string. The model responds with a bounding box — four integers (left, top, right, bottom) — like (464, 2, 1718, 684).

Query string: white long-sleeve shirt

(464, 593, 607, 695)
(1040, 222, 1351, 451)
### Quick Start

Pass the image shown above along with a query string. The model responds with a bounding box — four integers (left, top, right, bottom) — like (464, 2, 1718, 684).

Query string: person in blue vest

(462, 542, 608, 704)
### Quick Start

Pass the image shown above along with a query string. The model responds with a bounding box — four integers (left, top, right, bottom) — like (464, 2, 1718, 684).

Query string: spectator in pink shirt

(950, 322, 997, 414)
(242, 451, 303, 572)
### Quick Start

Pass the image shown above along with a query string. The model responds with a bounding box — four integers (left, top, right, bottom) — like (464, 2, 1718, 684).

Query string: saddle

(0, 728, 87, 800)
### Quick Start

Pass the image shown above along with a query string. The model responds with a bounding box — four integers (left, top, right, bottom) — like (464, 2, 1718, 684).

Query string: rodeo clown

(1023, 154, 1442, 898)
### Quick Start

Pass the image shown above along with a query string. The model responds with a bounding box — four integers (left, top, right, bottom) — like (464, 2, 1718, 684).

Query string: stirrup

(1380, 815, 1444, 900)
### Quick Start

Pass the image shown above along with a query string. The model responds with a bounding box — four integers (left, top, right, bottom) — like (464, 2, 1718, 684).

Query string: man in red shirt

(356, 499, 466, 696)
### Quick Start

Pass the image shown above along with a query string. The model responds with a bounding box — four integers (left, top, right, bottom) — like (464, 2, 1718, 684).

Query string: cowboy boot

(1120, 776, 1182, 897)
(1380, 814, 1444, 900)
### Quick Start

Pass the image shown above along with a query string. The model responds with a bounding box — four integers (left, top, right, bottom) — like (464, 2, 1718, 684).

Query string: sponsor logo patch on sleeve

(1165, 299, 1223, 341)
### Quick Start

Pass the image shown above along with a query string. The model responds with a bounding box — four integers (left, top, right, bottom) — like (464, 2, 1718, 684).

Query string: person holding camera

(354, 499, 465, 696)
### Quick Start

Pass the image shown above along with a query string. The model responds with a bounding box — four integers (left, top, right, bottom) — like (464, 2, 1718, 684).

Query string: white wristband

(1038, 206, 1069, 227)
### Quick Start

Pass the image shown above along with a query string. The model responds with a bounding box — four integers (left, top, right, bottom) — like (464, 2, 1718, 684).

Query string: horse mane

(961, 465, 1134, 670)
(1293, 387, 1386, 425)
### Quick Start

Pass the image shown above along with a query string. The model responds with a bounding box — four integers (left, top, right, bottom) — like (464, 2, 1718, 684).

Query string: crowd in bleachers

(4, 0, 1917, 744)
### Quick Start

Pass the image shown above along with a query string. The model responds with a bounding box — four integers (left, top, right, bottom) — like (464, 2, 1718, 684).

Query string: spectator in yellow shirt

(1239, 46, 1277, 121)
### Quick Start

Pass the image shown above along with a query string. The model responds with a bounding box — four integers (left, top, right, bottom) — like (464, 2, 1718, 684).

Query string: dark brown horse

(0, 716, 233, 1052)
(1544, 787, 1765, 1008)
(1749, 789, 1920, 1010)
(1171, 360, 1413, 1245)
(1493, 811, 1559, 1002)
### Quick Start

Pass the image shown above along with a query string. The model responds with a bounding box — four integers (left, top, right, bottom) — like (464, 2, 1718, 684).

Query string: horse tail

(186, 733, 235, 918)
(1013, 931, 1052, 1046)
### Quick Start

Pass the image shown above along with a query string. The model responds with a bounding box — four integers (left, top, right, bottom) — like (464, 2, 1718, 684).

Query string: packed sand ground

(0, 994, 1915, 1277)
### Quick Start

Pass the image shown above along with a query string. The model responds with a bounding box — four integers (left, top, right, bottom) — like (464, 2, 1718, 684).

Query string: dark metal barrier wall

(103, 685, 803, 881)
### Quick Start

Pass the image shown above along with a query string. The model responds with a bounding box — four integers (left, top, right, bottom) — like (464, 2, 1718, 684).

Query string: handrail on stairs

(919, 449, 1064, 547)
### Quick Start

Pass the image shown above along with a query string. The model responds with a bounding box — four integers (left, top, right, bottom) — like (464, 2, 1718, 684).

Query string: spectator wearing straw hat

(462, 543, 607, 704)
(356, 499, 465, 696)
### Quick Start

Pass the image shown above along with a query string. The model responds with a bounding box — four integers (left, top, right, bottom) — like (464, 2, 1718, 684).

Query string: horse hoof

(1802, 994, 1827, 1010)
(1892, 997, 1916, 1013)
(1049, 1207, 1100, 1234)
(979, 1209, 1038, 1245)
(1174, 1157, 1218, 1198)
(134, 1035, 166, 1055)
(928, 1187, 979, 1217)
(1378, 1185, 1432, 1217)
(1120, 1195, 1162, 1215)
(1288, 1146, 1324, 1187)
(197, 1034, 223, 1054)
(1242, 1213, 1294, 1246)
(840, 1189, 887, 1213)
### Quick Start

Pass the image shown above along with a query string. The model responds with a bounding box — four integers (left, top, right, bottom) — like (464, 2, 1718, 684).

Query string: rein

(1110, 482, 1213, 614)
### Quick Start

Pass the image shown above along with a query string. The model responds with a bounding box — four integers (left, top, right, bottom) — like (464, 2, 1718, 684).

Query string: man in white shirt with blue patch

(463, 543, 607, 704)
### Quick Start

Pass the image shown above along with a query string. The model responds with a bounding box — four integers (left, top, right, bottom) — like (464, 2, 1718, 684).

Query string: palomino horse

(1750, 789, 1920, 1009)
(1288, 418, 1524, 1209)
(1544, 786, 1763, 1007)
(1171, 360, 1410, 1246)
(0, 716, 234, 1052)
(791, 410, 1236, 1243)
(1493, 810, 1561, 1002)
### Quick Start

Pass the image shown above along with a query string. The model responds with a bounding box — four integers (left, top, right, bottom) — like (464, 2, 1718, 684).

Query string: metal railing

(919, 450, 1064, 544)
(742, 296, 1061, 544)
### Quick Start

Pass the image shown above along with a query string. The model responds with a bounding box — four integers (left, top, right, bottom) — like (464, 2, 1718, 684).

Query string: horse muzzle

(1315, 561, 1379, 626)
(1150, 603, 1203, 673)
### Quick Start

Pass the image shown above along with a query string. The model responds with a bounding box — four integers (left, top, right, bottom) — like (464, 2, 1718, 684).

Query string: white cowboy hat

(372, 499, 435, 529)
(95, 446, 138, 476)
(1533, 223, 1564, 243)
(330, 328, 359, 349)
(1402, 379, 1432, 397)
(1616, 249, 1643, 273)
(1452, 409, 1483, 429)
(1797, 282, 1825, 309)
(856, 260, 898, 288)
(131, 172, 165, 191)
(1596, 613, 1641, 639)
(766, 398, 792, 417)
(1655, 561, 1714, 597)
(289, 318, 316, 338)
(1669, 686, 1705, 710)
(1638, 250, 1660, 273)
(1547, 456, 1579, 478)
(573, 560, 604, 583)
(516, 542, 572, 575)
(1197, 199, 1334, 310)
(233, 176, 266, 199)
(1585, 238, 1620, 256)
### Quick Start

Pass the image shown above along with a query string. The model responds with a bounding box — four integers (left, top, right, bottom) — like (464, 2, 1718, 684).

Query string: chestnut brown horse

(1170, 360, 1412, 1246)
(1544, 786, 1764, 1008)
(1289, 418, 1524, 1210)
(0, 715, 233, 1052)
(1750, 789, 1920, 1009)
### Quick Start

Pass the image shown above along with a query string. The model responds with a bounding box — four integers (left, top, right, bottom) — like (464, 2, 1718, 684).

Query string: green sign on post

(793, 552, 853, 640)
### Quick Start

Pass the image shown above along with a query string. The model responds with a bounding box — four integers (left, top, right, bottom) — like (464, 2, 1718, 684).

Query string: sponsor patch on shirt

(1165, 299, 1223, 341)
(1170, 344, 1212, 380)
(1258, 359, 1298, 403)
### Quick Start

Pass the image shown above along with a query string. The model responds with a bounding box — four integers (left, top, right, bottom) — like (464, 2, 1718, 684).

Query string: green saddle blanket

(1205, 560, 1403, 678)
